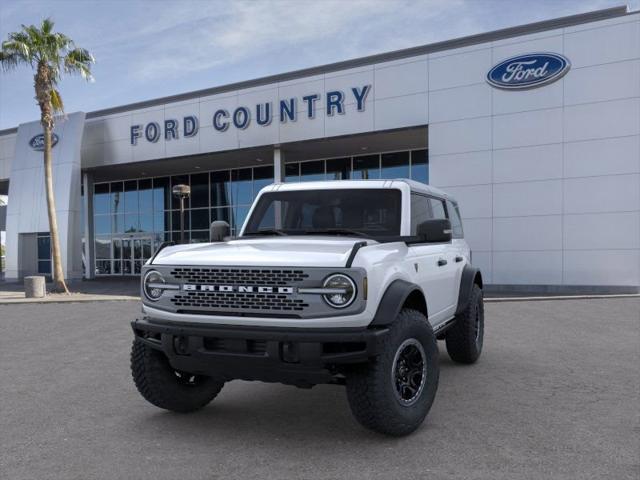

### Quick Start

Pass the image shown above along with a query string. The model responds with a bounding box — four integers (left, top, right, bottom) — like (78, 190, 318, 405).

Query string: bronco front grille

(170, 291, 309, 311)
(170, 267, 309, 285)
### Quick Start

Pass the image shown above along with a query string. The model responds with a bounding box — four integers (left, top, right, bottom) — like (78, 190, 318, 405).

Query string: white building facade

(0, 6, 638, 293)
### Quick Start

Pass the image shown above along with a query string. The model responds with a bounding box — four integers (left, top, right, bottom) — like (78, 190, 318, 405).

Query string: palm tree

(0, 18, 94, 293)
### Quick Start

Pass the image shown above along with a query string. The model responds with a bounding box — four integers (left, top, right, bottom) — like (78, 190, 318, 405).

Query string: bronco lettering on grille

(183, 284, 295, 294)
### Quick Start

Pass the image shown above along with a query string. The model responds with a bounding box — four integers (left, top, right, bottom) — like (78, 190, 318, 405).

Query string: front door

(113, 236, 153, 275)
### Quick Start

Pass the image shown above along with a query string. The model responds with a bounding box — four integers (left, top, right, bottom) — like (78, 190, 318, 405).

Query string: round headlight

(323, 274, 356, 308)
(143, 270, 165, 301)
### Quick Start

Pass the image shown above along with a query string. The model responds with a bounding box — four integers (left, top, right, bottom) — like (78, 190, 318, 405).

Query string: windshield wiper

(306, 228, 370, 238)
(244, 228, 287, 236)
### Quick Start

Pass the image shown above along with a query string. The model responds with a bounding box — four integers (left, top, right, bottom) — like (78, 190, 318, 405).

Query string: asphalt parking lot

(1, 297, 638, 480)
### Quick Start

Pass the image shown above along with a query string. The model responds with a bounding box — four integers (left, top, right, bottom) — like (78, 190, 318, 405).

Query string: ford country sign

(29, 133, 59, 151)
(487, 53, 570, 90)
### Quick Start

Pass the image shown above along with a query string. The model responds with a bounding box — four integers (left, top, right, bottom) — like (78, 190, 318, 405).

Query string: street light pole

(172, 184, 191, 244)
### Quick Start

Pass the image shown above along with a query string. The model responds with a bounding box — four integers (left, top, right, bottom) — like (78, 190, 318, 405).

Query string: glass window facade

(92, 166, 274, 275)
(37, 232, 51, 275)
(91, 148, 427, 275)
(288, 149, 428, 184)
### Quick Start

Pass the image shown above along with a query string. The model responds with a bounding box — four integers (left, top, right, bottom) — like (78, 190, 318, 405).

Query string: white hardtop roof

(261, 179, 455, 202)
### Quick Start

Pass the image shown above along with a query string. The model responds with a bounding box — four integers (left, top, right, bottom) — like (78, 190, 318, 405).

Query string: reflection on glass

(37, 235, 51, 260)
(253, 166, 273, 197)
(38, 260, 51, 274)
(190, 230, 209, 243)
(429, 198, 447, 219)
(153, 177, 170, 211)
(190, 173, 209, 208)
(231, 168, 252, 205)
(353, 155, 380, 179)
(122, 239, 132, 261)
(95, 237, 111, 259)
(235, 206, 251, 231)
(153, 212, 168, 232)
(133, 239, 142, 259)
(210, 170, 230, 207)
(300, 160, 325, 182)
(381, 152, 410, 179)
(94, 183, 110, 214)
(142, 240, 152, 259)
(211, 207, 231, 224)
(124, 213, 139, 232)
(139, 213, 153, 232)
(139, 179, 153, 212)
(285, 163, 299, 182)
(172, 210, 190, 231)
(113, 238, 122, 260)
(124, 180, 138, 212)
(111, 182, 123, 215)
(326, 158, 350, 180)
(92, 156, 425, 275)
(96, 260, 111, 275)
(190, 208, 210, 230)
(411, 149, 428, 184)
(94, 215, 110, 235)
(112, 214, 124, 234)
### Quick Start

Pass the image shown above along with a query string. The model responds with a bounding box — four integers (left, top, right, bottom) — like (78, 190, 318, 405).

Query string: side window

(429, 198, 447, 220)
(410, 193, 430, 234)
(447, 200, 464, 238)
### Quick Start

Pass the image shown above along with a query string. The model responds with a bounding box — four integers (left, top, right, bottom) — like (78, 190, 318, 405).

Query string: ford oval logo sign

(487, 53, 570, 90)
(29, 133, 59, 151)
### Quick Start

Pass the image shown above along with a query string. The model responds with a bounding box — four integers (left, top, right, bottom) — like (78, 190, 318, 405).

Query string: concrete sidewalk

(0, 277, 139, 303)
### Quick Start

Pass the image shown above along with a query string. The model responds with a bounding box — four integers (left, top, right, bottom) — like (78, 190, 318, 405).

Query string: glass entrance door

(112, 236, 153, 275)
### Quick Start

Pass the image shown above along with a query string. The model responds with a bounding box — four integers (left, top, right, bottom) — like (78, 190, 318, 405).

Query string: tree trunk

(43, 122, 69, 294)
(36, 62, 69, 294)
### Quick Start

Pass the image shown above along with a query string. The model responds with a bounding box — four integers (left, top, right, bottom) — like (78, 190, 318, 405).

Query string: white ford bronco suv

(131, 179, 484, 436)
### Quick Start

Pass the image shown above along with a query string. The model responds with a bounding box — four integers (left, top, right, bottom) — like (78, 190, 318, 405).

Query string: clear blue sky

(0, 0, 635, 130)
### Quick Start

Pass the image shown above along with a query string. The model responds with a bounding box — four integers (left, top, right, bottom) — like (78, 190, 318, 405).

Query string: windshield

(242, 189, 402, 239)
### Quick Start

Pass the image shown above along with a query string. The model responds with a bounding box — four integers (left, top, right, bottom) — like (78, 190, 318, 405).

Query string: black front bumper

(132, 317, 389, 386)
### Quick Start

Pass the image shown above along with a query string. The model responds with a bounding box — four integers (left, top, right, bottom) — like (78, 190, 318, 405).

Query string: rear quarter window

(446, 200, 464, 238)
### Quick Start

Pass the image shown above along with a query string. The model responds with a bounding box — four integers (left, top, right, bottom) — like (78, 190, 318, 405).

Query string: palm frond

(2, 39, 29, 56)
(41, 18, 54, 35)
(50, 88, 64, 113)
(0, 51, 20, 70)
(53, 32, 72, 50)
(2, 18, 95, 116)
(64, 47, 94, 81)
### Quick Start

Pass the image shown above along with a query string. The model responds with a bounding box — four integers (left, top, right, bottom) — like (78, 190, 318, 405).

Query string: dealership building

(0, 5, 638, 292)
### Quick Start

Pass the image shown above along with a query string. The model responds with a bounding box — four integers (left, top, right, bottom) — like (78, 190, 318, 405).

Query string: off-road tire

(445, 284, 484, 364)
(131, 339, 224, 413)
(345, 309, 439, 436)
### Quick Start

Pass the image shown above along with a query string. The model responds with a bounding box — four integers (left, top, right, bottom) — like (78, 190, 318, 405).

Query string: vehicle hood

(151, 236, 371, 267)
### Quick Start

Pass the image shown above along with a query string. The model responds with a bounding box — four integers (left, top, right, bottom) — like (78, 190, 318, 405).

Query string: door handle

(437, 259, 447, 267)
(455, 256, 464, 263)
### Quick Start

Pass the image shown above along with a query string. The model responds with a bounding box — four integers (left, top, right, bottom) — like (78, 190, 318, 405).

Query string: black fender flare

(369, 279, 427, 327)
(455, 265, 483, 315)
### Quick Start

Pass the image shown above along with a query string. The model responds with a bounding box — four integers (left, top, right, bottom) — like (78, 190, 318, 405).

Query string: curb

(0, 295, 140, 305)
(484, 293, 640, 303)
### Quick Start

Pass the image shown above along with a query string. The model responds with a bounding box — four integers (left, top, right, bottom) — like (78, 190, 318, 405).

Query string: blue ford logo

(487, 53, 570, 90)
(29, 133, 59, 151)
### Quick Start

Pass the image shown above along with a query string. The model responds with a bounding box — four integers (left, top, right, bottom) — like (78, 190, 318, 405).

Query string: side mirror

(416, 219, 452, 243)
(210, 221, 230, 242)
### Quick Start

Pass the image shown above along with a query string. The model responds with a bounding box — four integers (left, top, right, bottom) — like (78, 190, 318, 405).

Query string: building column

(273, 147, 286, 183)
(83, 172, 95, 279)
